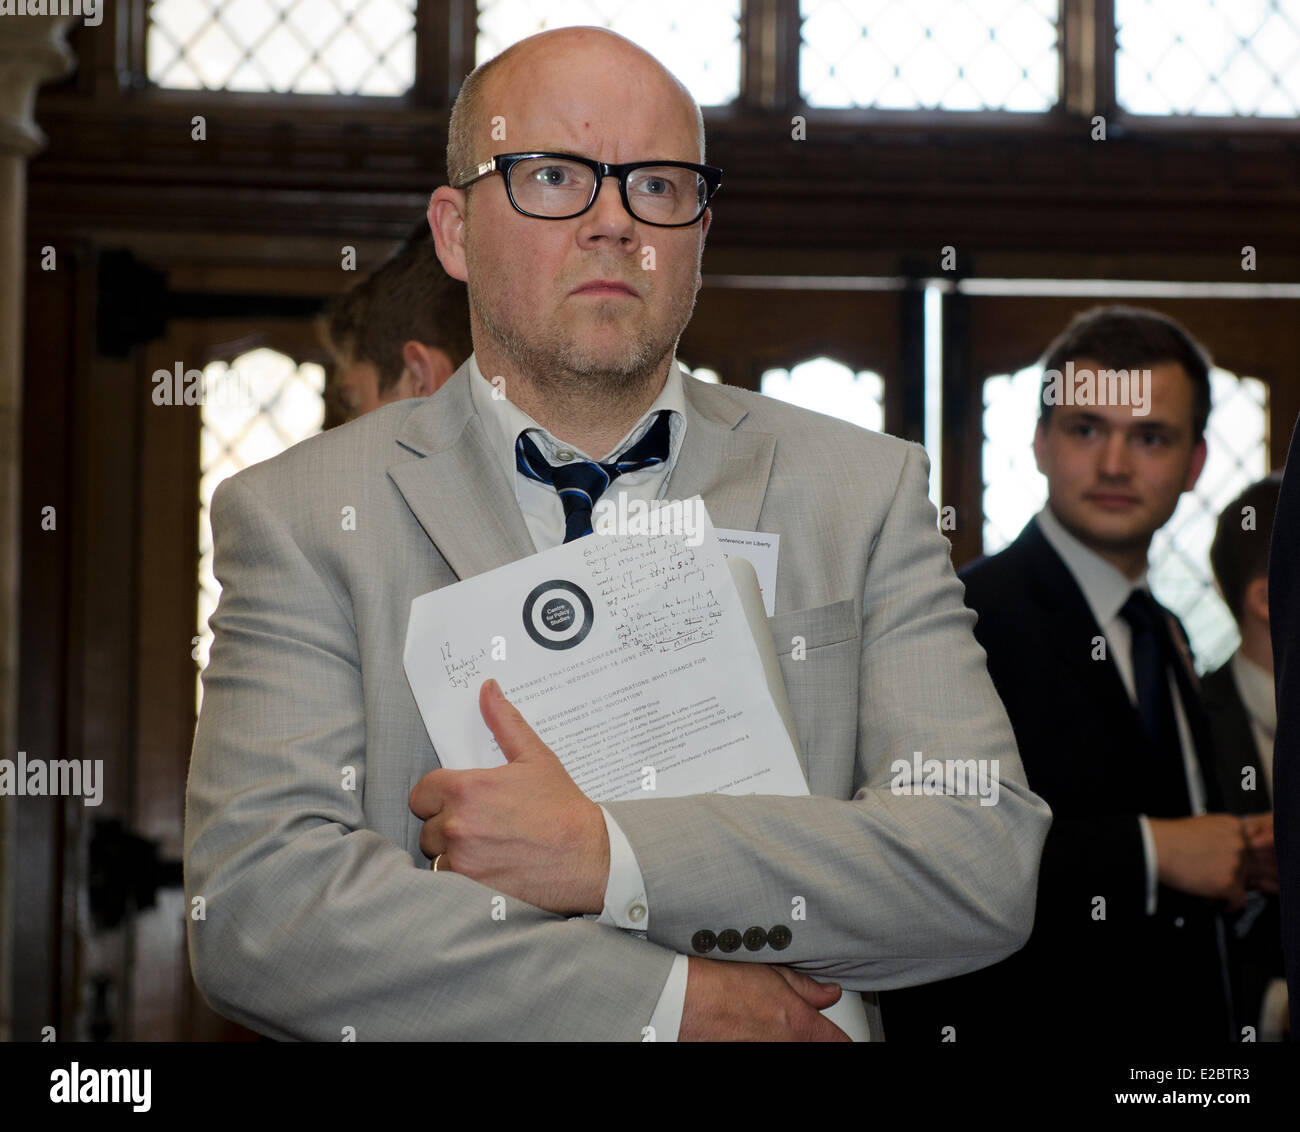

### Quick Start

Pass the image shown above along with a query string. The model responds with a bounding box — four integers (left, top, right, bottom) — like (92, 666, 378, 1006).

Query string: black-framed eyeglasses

(452, 152, 722, 228)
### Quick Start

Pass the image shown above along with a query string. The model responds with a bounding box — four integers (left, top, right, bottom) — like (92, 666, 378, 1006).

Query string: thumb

(774, 966, 842, 1007)
(479, 679, 549, 764)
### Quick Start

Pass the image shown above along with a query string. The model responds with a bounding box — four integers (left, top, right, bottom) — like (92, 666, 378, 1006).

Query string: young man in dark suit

(1205, 475, 1286, 1038)
(884, 306, 1248, 1044)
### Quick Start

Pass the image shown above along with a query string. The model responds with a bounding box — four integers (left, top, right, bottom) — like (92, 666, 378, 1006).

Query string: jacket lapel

(1015, 521, 1140, 723)
(386, 364, 535, 581)
(386, 365, 778, 576)
(671, 377, 775, 533)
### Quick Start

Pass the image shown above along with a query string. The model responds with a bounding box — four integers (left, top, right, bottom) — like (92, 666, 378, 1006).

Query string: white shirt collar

(1231, 651, 1277, 738)
(467, 352, 687, 486)
(1034, 503, 1148, 630)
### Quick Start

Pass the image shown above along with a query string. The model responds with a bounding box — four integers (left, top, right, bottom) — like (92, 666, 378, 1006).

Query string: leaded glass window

(475, 0, 742, 105)
(800, 0, 1060, 110)
(760, 357, 885, 432)
(148, 0, 417, 95)
(1116, 0, 1300, 117)
(197, 349, 326, 711)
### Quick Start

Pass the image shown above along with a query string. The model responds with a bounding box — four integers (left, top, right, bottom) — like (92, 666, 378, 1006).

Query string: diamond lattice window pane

(981, 365, 1269, 671)
(760, 357, 885, 432)
(197, 349, 325, 714)
(476, 1, 741, 106)
(148, 0, 417, 95)
(1117, 0, 1300, 116)
(801, 0, 1060, 110)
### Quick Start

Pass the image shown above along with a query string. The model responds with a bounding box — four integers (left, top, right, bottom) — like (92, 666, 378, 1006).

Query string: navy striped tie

(515, 410, 673, 542)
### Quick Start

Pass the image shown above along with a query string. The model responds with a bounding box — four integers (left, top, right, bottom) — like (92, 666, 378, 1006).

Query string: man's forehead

(1053, 405, 1178, 427)
(479, 38, 700, 159)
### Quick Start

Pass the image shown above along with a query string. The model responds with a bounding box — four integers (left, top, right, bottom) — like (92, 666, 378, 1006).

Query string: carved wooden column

(0, 12, 74, 1043)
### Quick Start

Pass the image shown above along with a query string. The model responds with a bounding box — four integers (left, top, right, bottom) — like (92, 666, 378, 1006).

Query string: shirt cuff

(596, 805, 650, 929)
(1138, 814, 1158, 916)
(646, 953, 689, 1042)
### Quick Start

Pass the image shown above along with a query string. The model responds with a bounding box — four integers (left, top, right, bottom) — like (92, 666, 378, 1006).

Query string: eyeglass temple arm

(454, 158, 498, 187)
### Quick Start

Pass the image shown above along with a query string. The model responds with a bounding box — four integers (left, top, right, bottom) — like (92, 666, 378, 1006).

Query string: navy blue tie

(1120, 587, 1192, 814)
(515, 410, 673, 542)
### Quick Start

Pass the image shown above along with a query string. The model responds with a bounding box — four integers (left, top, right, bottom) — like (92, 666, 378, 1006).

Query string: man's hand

(1243, 812, 1278, 894)
(678, 957, 851, 1041)
(409, 679, 609, 915)
(1148, 814, 1248, 909)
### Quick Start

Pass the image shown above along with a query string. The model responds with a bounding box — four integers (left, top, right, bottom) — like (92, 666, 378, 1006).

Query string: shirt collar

(1034, 503, 1148, 630)
(1231, 651, 1277, 737)
(467, 352, 687, 485)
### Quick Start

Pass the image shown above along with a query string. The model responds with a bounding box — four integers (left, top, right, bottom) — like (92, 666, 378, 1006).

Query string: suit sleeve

(602, 444, 1053, 989)
(185, 473, 676, 1041)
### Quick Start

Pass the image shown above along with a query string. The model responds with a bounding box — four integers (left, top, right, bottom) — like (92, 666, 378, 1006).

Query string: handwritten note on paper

(438, 640, 489, 691)
(582, 536, 723, 655)
(402, 502, 808, 801)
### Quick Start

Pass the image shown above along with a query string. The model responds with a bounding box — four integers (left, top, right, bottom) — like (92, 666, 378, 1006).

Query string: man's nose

(579, 176, 638, 240)
(1098, 430, 1132, 477)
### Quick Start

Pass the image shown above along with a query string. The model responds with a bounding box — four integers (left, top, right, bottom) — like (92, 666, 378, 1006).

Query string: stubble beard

(470, 272, 700, 408)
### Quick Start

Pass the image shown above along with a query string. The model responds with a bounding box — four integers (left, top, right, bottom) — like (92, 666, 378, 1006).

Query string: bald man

(185, 28, 1050, 1041)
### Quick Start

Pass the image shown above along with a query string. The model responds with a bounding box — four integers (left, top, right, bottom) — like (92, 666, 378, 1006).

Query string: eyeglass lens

(508, 157, 706, 224)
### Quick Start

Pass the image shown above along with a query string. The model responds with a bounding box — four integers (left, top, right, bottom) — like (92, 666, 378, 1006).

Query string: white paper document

(715, 528, 779, 617)
(404, 507, 807, 799)
(402, 503, 871, 1039)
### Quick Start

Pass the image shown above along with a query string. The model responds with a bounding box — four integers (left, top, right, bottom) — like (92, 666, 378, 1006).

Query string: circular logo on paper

(523, 580, 594, 650)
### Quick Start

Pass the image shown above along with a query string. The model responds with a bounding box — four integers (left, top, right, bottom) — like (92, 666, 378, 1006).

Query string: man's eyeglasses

(452, 152, 722, 228)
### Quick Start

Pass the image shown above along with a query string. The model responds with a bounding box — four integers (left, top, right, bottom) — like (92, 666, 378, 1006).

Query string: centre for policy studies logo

(523, 580, 595, 651)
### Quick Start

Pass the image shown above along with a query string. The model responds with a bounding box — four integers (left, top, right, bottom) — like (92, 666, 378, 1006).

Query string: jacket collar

(387, 360, 775, 580)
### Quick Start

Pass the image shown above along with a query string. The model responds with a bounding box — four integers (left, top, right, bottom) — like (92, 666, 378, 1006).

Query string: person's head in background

(322, 227, 472, 426)
(1211, 474, 1283, 672)
(1033, 305, 1213, 579)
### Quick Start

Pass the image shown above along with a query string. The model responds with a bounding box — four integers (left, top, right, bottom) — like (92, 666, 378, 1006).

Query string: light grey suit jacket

(184, 360, 1051, 1041)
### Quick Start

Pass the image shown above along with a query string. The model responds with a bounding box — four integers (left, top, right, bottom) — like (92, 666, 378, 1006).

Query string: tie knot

(1119, 588, 1162, 633)
(515, 410, 673, 542)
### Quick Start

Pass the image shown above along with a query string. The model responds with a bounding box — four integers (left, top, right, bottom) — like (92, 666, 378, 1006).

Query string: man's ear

(429, 188, 469, 283)
(1032, 418, 1049, 477)
(696, 207, 713, 292)
(1244, 575, 1270, 626)
(402, 341, 456, 396)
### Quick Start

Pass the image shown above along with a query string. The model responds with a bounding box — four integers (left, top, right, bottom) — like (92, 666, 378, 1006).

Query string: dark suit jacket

(1200, 664, 1270, 814)
(1269, 413, 1300, 1039)
(1201, 662, 1283, 1035)
(882, 517, 1232, 1043)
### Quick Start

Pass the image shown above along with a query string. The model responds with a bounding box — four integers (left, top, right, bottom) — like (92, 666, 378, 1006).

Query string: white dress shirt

(468, 353, 691, 1039)
(1035, 505, 1207, 915)
(1230, 651, 1277, 798)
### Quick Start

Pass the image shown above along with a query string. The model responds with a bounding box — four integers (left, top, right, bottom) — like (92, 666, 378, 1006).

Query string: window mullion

(741, 0, 800, 114)
(1061, 0, 1117, 120)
